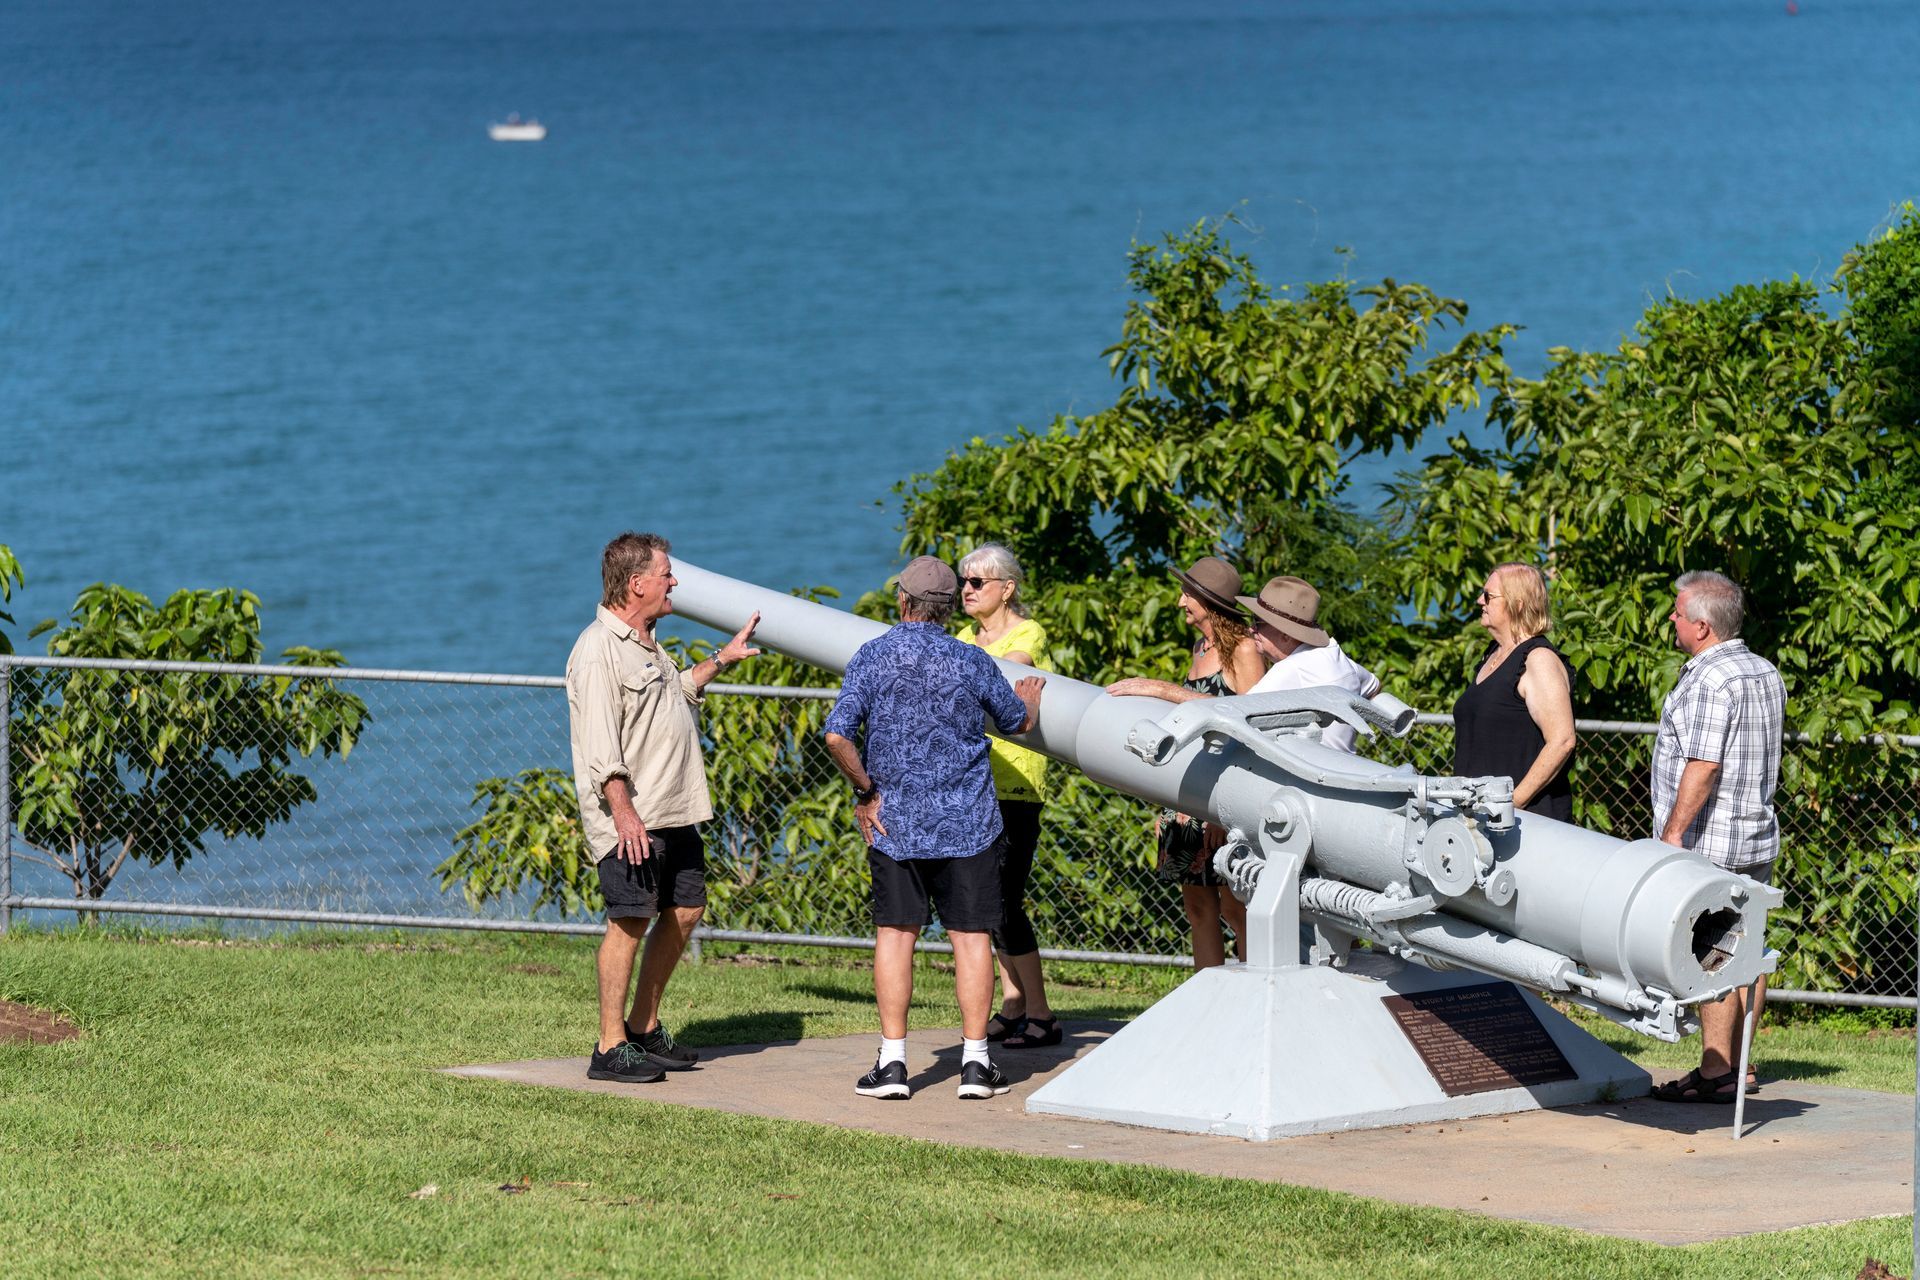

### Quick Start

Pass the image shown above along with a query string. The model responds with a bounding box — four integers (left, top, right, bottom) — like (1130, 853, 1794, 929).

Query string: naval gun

(670, 561, 1781, 1138)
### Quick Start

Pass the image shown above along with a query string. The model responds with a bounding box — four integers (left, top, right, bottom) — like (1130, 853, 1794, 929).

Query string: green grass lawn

(1, 926, 1912, 1279)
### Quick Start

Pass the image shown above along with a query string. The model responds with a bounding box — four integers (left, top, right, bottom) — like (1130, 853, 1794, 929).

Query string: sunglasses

(1476, 590, 1503, 604)
(961, 576, 1004, 590)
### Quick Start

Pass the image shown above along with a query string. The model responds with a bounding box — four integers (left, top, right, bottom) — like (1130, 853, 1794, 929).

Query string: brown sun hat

(1170, 556, 1248, 619)
(1238, 575, 1331, 647)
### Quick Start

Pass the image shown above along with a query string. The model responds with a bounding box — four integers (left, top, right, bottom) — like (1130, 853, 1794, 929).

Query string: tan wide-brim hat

(1238, 575, 1331, 647)
(1170, 556, 1248, 620)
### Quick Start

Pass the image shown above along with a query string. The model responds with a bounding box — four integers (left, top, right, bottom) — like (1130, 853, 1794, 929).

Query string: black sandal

(1649, 1067, 1737, 1104)
(986, 1012, 1027, 1043)
(1002, 1016, 1062, 1049)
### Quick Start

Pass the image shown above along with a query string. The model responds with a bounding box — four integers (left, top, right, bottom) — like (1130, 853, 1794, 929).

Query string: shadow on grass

(789, 981, 875, 1006)
(679, 1010, 807, 1052)
(1757, 1055, 1846, 1082)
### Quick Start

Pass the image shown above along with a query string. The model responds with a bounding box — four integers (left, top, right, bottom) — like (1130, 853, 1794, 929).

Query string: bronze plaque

(1381, 982, 1575, 1097)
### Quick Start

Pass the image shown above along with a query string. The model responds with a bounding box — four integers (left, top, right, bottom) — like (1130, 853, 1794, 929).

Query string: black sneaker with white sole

(854, 1058, 911, 1099)
(628, 1022, 699, 1070)
(956, 1059, 1010, 1099)
(587, 1039, 666, 1084)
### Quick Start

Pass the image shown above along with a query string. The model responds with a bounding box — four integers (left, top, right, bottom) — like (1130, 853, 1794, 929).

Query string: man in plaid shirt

(1648, 570, 1786, 1105)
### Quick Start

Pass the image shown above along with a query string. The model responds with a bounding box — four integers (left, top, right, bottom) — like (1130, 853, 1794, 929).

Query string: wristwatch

(854, 782, 879, 803)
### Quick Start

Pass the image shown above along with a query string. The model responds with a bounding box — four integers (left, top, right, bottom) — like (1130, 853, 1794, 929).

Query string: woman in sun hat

(1105, 555, 1268, 970)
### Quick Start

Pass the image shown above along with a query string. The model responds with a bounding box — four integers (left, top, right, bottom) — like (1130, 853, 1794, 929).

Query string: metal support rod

(1733, 976, 1759, 1140)
(0, 654, 836, 699)
(1, 658, 11, 935)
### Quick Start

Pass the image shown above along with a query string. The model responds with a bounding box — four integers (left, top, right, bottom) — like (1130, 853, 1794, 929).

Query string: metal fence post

(1, 657, 12, 934)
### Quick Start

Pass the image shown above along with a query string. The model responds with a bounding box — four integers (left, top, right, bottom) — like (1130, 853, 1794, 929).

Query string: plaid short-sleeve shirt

(1650, 639, 1785, 870)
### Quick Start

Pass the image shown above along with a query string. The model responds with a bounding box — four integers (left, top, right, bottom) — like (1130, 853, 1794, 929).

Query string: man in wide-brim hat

(1237, 575, 1381, 753)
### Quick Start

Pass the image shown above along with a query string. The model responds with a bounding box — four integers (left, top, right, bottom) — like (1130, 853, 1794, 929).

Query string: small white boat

(488, 115, 546, 142)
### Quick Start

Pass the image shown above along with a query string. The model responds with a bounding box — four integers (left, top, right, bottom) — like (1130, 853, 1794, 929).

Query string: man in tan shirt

(567, 531, 759, 1084)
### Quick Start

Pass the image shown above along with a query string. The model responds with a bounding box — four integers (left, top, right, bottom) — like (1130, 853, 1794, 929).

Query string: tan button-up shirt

(566, 605, 712, 856)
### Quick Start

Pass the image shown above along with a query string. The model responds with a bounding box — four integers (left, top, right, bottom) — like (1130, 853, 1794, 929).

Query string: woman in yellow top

(956, 543, 1059, 1048)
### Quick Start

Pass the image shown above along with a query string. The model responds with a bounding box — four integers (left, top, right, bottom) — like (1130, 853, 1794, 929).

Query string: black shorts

(869, 834, 1005, 934)
(597, 824, 708, 920)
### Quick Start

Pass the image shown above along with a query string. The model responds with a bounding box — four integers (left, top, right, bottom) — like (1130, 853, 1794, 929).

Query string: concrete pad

(445, 1023, 1916, 1244)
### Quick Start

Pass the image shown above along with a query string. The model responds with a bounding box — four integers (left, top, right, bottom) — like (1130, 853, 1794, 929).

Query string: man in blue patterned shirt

(1647, 569, 1786, 1105)
(824, 555, 1046, 1101)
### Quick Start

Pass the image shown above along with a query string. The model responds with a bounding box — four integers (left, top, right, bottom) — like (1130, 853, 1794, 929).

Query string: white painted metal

(1024, 956, 1652, 1139)
(1734, 976, 1759, 1140)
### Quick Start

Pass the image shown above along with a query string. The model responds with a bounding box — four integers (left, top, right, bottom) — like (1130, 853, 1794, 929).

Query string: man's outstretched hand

(716, 612, 763, 669)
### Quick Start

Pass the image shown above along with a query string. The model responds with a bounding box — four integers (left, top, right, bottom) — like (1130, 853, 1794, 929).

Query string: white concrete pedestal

(1026, 956, 1650, 1140)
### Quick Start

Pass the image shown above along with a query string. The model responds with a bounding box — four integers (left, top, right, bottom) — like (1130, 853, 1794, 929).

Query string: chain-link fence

(3, 655, 1914, 1005)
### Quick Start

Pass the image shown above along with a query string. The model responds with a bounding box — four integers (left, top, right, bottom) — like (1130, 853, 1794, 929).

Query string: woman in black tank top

(1452, 563, 1576, 821)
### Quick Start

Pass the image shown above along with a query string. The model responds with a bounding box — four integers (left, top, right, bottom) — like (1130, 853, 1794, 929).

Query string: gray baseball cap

(895, 555, 958, 604)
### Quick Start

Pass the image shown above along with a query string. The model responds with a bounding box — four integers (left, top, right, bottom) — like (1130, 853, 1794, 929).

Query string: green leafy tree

(1839, 201, 1920, 435)
(1391, 275, 1918, 734)
(0, 543, 22, 654)
(439, 768, 592, 916)
(8, 583, 368, 904)
(890, 218, 1514, 683)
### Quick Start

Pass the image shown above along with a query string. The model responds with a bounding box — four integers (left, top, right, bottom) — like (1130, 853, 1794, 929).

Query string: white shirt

(1248, 637, 1382, 754)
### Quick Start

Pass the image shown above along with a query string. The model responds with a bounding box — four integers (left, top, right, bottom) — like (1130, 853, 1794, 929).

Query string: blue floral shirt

(823, 622, 1030, 861)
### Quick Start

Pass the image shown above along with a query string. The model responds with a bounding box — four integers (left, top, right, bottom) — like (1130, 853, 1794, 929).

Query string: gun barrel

(670, 560, 1779, 1017)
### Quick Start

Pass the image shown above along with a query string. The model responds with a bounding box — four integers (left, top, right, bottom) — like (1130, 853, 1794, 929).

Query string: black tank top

(1452, 636, 1574, 821)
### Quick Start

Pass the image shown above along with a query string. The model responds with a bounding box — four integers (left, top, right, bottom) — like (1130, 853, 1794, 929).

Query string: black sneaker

(854, 1058, 911, 1099)
(956, 1059, 1010, 1100)
(628, 1022, 699, 1070)
(587, 1040, 665, 1084)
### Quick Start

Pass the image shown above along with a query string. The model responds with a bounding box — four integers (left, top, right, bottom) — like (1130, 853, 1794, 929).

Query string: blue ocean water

(6, 0, 1918, 674)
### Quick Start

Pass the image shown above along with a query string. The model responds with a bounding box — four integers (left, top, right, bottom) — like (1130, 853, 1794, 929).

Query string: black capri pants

(992, 799, 1044, 956)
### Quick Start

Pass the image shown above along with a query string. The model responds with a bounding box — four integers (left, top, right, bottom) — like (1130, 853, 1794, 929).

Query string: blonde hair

(958, 543, 1031, 619)
(1492, 562, 1551, 639)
